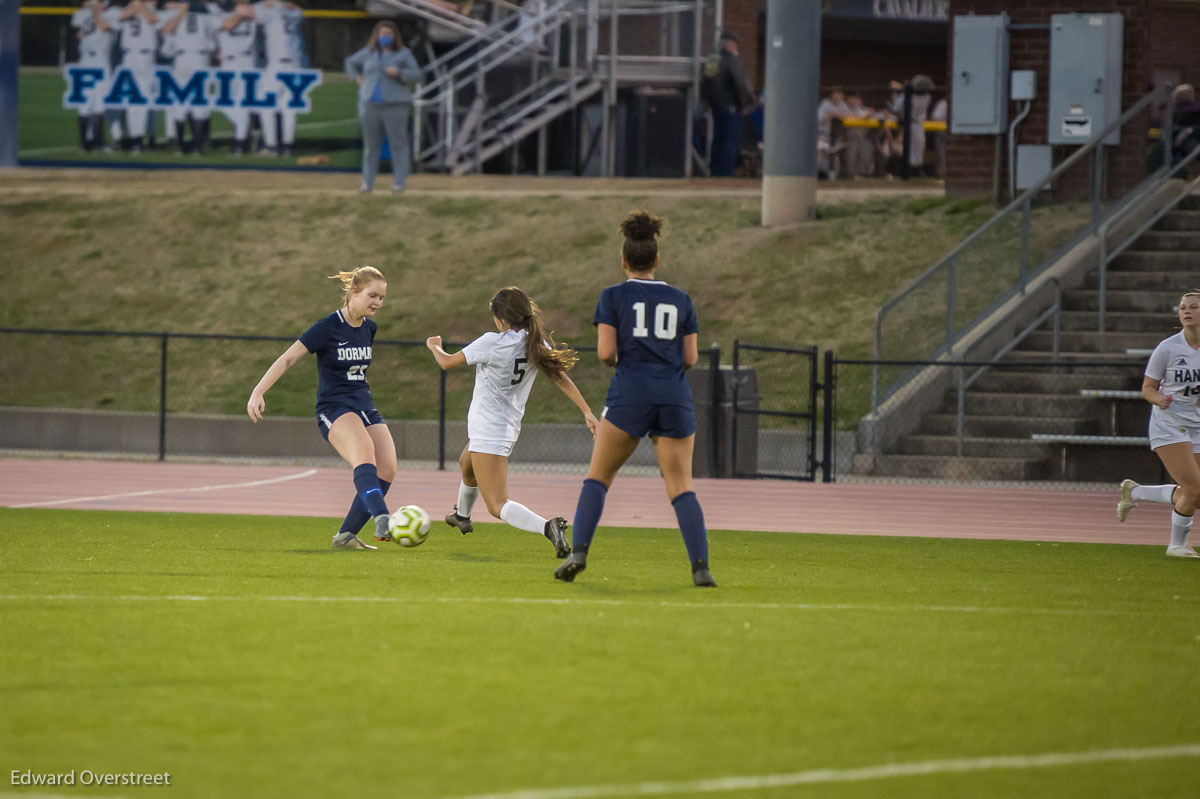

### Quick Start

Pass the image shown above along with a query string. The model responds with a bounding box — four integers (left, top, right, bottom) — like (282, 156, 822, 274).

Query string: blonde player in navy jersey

(555, 210, 717, 587)
(1117, 291, 1200, 558)
(426, 287, 598, 557)
(247, 266, 399, 550)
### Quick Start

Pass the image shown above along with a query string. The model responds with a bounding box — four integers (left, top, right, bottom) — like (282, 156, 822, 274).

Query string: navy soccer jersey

(594, 278, 698, 407)
(298, 309, 377, 409)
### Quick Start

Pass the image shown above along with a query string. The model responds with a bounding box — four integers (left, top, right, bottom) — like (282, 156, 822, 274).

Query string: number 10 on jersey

(631, 302, 678, 339)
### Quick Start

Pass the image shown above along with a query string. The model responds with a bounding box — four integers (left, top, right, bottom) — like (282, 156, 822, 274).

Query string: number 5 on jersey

(631, 302, 678, 339)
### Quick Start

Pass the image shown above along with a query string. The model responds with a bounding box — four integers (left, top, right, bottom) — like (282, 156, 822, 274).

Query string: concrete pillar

(762, 0, 820, 227)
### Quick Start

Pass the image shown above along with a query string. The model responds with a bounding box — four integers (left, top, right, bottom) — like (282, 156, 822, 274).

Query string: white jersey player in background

(158, 1, 219, 154)
(252, 0, 305, 155)
(71, 0, 122, 152)
(213, 1, 258, 154)
(113, 0, 161, 152)
(425, 287, 598, 558)
(1118, 291, 1200, 558)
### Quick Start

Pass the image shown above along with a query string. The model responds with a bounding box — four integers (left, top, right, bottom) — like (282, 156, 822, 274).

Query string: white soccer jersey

(215, 16, 257, 65)
(163, 10, 219, 61)
(255, 2, 304, 65)
(116, 10, 158, 57)
(1145, 331, 1200, 425)
(72, 6, 121, 61)
(462, 329, 540, 442)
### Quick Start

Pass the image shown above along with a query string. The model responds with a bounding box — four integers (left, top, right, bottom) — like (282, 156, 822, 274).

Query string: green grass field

(3, 507, 1199, 798)
(18, 69, 362, 168)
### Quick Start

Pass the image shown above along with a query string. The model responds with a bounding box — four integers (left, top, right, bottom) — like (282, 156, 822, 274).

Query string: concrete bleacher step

(947, 391, 1111, 417)
(1110, 251, 1200, 271)
(970, 369, 1137, 393)
(1062, 289, 1183, 313)
(1056, 310, 1168, 332)
(919, 413, 1098, 437)
(1127, 230, 1200, 251)
(1006, 349, 1144, 362)
(1178, 194, 1200, 211)
(1155, 210, 1200, 231)
(1021, 329, 1164, 352)
(896, 434, 1051, 459)
(1081, 270, 1200, 292)
(858, 453, 1051, 481)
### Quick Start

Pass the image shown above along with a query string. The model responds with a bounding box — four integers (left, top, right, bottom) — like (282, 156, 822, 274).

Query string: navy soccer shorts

(602, 403, 696, 439)
(316, 405, 385, 441)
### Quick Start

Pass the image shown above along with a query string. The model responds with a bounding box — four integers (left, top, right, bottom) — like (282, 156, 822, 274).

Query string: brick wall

(1150, 1, 1200, 87)
(721, 0, 761, 91)
(945, 0, 1159, 199)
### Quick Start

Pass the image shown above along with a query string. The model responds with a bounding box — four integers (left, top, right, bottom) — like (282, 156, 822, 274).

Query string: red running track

(0, 457, 1173, 547)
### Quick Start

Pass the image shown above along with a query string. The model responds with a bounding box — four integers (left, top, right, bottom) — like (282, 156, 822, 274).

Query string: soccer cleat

(1117, 479, 1139, 522)
(691, 559, 718, 588)
(1166, 544, 1200, 558)
(373, 513, 393, 542)
(554, 549, 588, 582)
(445, 511, 473, 535)
(544, 516, 570, 558)
(331, 531, 377, 550)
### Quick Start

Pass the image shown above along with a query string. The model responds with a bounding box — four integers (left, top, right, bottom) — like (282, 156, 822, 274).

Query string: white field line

(9, 469, 317, 508)
(17, 117, 360, 156)
(0, 593, 1181, 619)
(434, 743, 1200, 799)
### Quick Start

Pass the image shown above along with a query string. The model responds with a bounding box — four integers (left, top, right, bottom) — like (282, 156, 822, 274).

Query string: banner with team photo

(22, 1, 360, 166)
(62, 66, 322, 112)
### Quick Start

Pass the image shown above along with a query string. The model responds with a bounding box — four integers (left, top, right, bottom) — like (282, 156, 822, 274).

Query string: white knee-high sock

(1170, 511, 1192, 548)
(500, 500, 548, 534)
(456, 482, 480, 518)
(1132, 484, 1176, 504)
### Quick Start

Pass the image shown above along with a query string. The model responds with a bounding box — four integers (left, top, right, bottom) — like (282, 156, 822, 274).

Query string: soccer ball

(388, 505, 431, 548)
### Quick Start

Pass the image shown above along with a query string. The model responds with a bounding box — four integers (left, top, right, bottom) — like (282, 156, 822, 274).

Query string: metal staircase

(861, 84, 1200, 482)
(370, 0, 715, 176)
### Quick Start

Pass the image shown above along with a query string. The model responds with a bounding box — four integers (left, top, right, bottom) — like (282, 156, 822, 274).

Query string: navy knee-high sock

(672, 490, 709, 564)
(339, 478, 390, 534)
(352, 464, 390, 519)
(570, 478, 608, 551)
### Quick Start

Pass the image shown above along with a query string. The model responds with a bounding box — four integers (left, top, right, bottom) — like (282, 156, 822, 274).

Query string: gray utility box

(1048, 13, 1124, 145)
(950, 14, 1009, 135)
(687, 364, 758, 478)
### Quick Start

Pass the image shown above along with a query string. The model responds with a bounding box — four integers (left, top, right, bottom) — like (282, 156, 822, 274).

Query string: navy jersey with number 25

(595, 278, 698, 407)
(299, 309, 377, 410)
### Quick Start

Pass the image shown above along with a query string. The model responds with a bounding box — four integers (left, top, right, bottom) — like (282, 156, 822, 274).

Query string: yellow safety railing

(840, 117, 946, 132)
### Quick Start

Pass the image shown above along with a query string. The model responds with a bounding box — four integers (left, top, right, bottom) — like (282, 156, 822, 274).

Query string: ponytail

(490, 286, 578, 382)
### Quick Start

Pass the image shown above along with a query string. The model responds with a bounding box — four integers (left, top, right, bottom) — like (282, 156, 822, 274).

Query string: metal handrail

(953, 277, 1061, 456)
(414, 0, 580, 105)
(1096, 141, 1200, 330)
(871, 84, 1169, 411)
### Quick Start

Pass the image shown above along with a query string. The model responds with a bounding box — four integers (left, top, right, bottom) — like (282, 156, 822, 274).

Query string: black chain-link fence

(0, 328, 725, 475)
(4, 327, 1161, 486)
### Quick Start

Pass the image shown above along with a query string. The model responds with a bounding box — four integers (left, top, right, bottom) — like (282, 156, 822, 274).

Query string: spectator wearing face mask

(344, 20, 422, 194)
